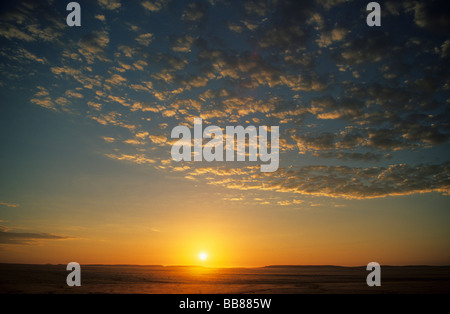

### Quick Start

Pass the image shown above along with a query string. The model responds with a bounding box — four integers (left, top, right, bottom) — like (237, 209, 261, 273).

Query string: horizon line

(1, 262, 450, 268)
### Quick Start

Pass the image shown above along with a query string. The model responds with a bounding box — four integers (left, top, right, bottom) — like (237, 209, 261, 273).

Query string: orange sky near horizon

(0, 0, 449, 268)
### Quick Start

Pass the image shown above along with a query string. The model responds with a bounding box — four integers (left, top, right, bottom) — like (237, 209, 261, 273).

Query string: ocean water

(1, 264, 450, 294)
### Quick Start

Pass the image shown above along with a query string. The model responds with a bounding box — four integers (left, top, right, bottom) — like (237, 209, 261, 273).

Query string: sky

(0, 0, 449, 267)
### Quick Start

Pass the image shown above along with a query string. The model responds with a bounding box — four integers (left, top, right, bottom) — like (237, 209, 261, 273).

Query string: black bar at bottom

(1, 294, 447, 313)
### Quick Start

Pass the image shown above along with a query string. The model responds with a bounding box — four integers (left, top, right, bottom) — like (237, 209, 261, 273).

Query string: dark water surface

(1, 264, 449, 294)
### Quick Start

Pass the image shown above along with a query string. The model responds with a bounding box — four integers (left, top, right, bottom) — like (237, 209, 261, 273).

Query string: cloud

(135, 132, 150, 140)
(336, 31, 394, 65)
(105, 74, 127, 87)
(149, 134, 168, 145)
(0, 202, 19, 208)
(182, 2, 207, 22)
(0, 2, 64, 43)
(141, 0, 170, 12)
(408, 0, 450, 34)
(31, 98, 55, 110)
(228, 23, 244, 33)
(1, 0, 449, 205)
(292, 132, 336, 153)
(136, 33, 154, 46)
(317, 27, 349, 47)
(190, 163, 450, 199)
(102, 136, 115, 143)
(95, 14, 106, 22)
(106, 153, 156, 164)
(123, 131, 150, 145)
(244, 0, 269, 16)
(440, 39, 450, 58)
(0, 226, 71, 245)
(310, 96, 364, 121)
(98, 0, 121, 10)
(117, 45, 136, 58)
(0, 26, 35, 42)
(78, 30, 110, 63)
(65, 90, 84, 99)
(30, 87, 56, 110)
(90, 111, 136, 130)
(172, 34, 195, 53)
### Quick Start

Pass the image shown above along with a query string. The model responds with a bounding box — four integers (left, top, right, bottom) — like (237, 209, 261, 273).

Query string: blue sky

(0, 0, 449, 266)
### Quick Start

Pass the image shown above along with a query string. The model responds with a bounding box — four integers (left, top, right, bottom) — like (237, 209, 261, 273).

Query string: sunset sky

(0, 0, 449, 267)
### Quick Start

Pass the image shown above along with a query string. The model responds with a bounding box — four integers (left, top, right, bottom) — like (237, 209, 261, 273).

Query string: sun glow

(199, 252, 208, 261)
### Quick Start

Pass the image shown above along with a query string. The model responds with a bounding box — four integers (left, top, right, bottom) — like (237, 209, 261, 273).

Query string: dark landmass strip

(1, 263, 449, 294)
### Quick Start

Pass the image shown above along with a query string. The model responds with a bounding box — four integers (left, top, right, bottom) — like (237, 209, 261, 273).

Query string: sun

(199, 252, 208, 261)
